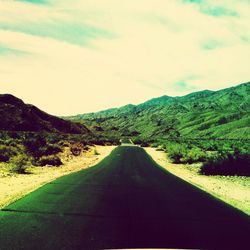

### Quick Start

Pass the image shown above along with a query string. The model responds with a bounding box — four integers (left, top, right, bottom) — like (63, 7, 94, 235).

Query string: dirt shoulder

(0, 145, 115, 209)
(145, 147, 250, 216)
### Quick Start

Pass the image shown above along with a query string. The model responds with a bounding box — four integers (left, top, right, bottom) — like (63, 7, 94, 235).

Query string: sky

(0, 0, 250, 115)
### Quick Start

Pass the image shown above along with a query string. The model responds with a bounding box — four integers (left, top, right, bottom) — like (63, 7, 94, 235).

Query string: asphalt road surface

(0, 146, 249, 249)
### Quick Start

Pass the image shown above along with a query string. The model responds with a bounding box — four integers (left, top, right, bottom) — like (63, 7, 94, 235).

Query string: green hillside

(66, 82, 250, 140)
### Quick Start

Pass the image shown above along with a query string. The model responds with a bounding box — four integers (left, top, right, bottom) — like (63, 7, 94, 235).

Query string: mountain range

(66, 82, 250, 140)
(1, 82, 249, 140)
(0, 94, 89, 134)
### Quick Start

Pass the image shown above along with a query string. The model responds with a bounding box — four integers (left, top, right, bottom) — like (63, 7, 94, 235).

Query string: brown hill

(0, 94, 89, 134)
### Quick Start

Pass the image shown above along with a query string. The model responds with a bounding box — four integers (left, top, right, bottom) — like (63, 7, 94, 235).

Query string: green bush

(200, 151, 250, 176)
(166, 143, 207, 164)
(162, 140, 250, 176)
(36, 155, 62, 167)
(181, 147, 207, 164)
(156, 148, 164, 151)
(0, 145, 18, 162)
(1, 139, 17, 147)
(166, 143, 188, 163)
(10, 154, 29, 174)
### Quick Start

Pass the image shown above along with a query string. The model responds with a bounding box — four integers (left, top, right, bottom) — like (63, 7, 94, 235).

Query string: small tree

(10, 154, 29, 174)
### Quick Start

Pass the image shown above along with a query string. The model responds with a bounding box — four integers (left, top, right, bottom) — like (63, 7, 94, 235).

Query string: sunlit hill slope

(66, 82, 250, 140)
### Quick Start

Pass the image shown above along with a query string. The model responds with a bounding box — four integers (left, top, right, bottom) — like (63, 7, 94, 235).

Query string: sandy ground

(0, 146, 115, 209)
(145, 147, 250, 216)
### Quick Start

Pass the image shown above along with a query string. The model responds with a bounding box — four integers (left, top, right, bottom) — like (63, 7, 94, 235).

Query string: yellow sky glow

(0, 0, 250, 115)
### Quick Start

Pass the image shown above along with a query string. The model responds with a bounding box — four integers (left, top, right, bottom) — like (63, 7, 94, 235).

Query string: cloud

(0, 1, 114, 46)
(184, 1, 247, 12)
(16, 0, 49, 4)
(0, 45, 28, 56)
(0, 21, 113, 46)
(182, 0, 239, 17)
(0, 0, 250, 115)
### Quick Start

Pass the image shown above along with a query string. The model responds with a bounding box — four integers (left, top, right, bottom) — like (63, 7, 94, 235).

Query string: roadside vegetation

(154, 139, 250, 177)
(145, 147, 250, 216)
(0, 131, 117, 175)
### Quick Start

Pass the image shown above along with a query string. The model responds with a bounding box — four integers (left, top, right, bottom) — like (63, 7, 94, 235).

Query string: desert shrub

(218, 117, 227, 125)
(203, 142, 219, 151)
(41, 144, 63, 156)
(94, 126, 104, 131)
(23, 134, 63, 158)
(0, 145, 18, 162)
(166, 142, 207, 164)
(93, 149, 100, 155)
(36, 155, 62, 167)
(46, 133, 61, 144)
(200, 151, 250, 176)
(2, 139, 17, 147)
(156, 148, 164, 151)
(23, 135, 47, 157)
(150, 142, 160, 148)
(232, 144, 250, 155)
(58, 140, 69, 147)
(132, 139, 143, 145)
(162, 140, 249, 168)
(10, 154, 29, 174)
(130, 131, 141, 136)
(110, 126, 119, 131)
(180, 147, 207, 164)
(221, 142, 233, 152)
(70, 143, 83, 156)
(140, 141, 150, 147)
(166, 143, 188, 163)
(83, 145, 90, 151)
(8, 132, 20, 139)
(199, 123, 211, 130)
(90, 140, 106, 146)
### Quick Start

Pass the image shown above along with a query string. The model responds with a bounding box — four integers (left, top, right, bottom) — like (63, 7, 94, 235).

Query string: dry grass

(145, 147, 250, 216)
(0, 146, 115, 209)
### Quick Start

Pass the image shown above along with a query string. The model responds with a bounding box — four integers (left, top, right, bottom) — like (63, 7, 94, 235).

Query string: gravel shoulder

(0, 145, 115, 209)
(145, 147, 250, 216)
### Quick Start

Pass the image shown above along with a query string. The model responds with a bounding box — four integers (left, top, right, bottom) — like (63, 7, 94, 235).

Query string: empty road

(0, 146, 249, 249)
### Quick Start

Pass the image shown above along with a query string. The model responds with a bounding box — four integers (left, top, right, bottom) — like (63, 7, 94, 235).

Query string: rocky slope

(0, 94, 89, 134)
(66, 82, 250, 139)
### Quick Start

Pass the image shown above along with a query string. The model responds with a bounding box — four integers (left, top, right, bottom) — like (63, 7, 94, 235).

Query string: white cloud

(0, 0, 250, 115)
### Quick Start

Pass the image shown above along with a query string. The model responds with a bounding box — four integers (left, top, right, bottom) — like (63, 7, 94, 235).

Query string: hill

(66, 82, 250, 140)
(0, 94, 89, 134)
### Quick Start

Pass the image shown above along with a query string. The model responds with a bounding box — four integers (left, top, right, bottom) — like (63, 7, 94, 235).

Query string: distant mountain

(0, 94, 90, 134)
(66, 82, 250, 139)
